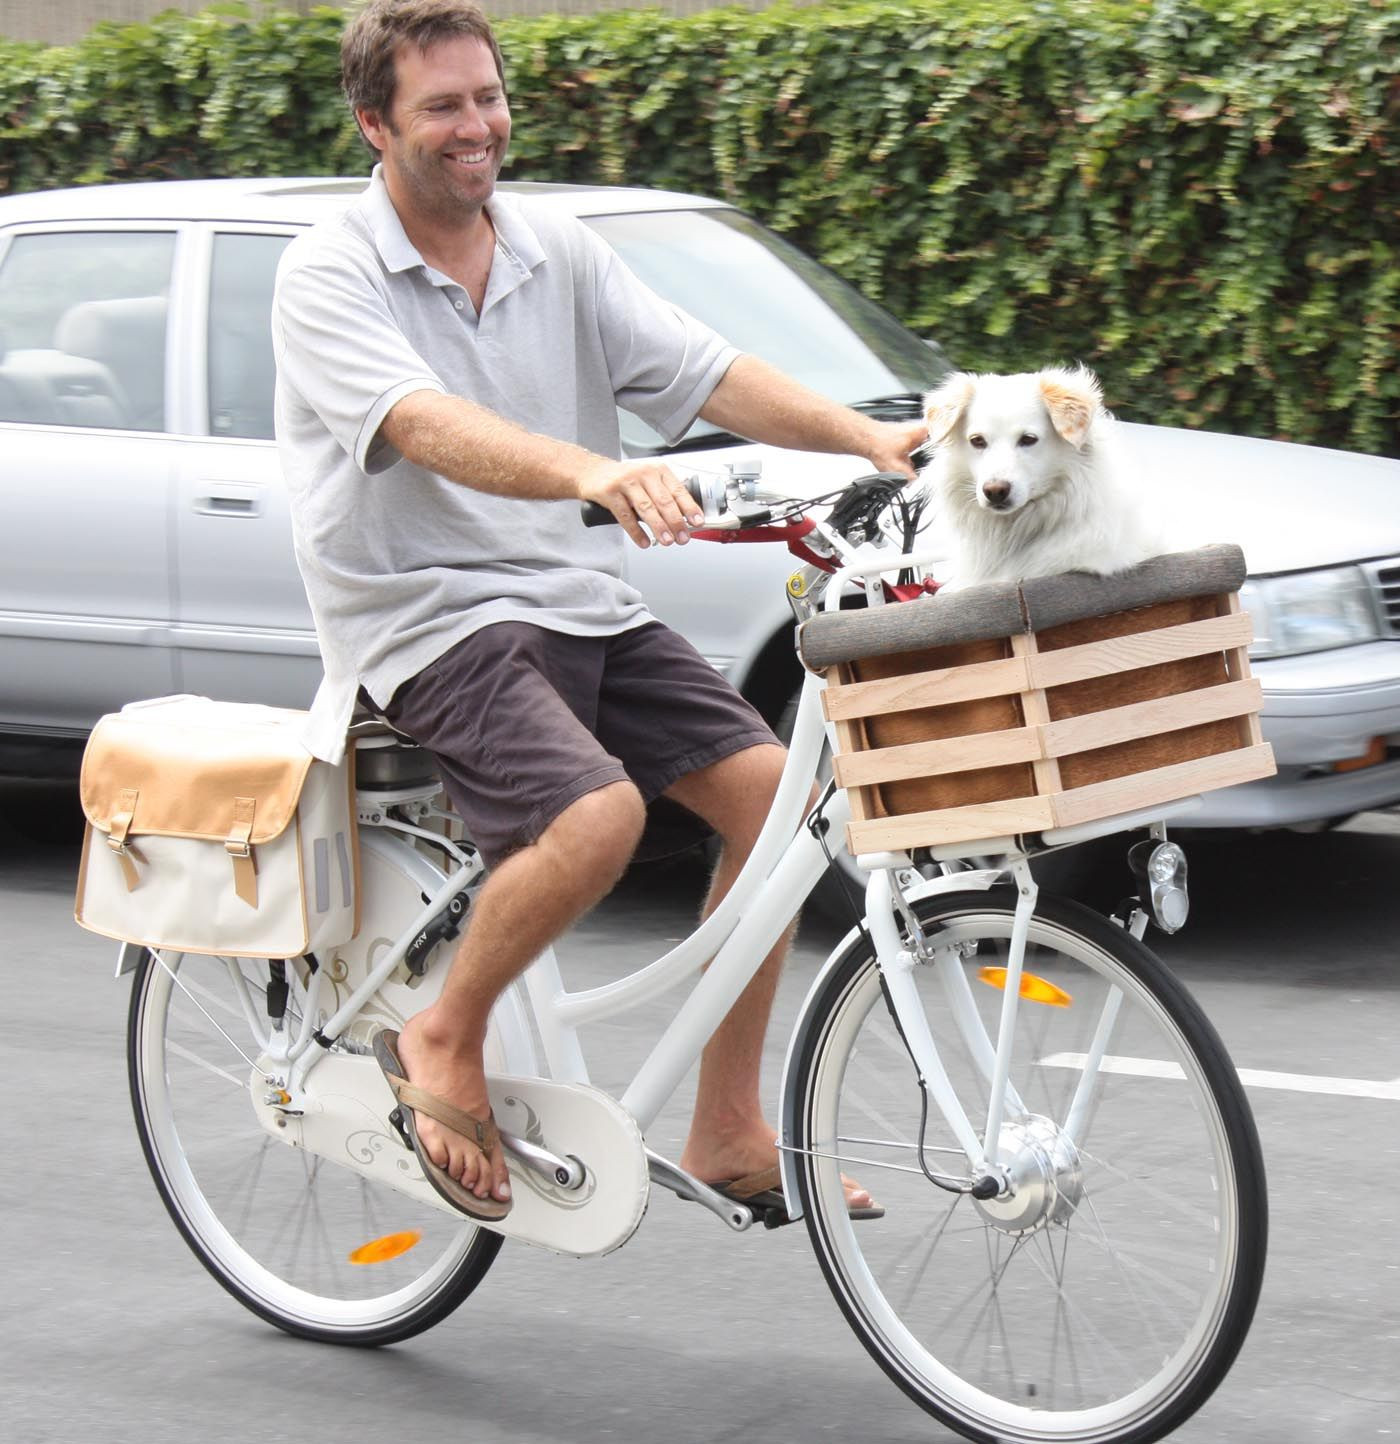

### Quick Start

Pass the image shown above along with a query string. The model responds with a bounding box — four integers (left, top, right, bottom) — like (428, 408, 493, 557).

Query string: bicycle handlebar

(580, 474, 714, 529)
(578, 467, 923, 559)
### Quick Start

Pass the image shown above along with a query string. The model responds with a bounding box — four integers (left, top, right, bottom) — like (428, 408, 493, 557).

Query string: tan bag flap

(80, 696, 318, 844)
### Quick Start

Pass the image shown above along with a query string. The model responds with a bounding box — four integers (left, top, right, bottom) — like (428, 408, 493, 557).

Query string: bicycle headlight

(1128, 840, 1189, 934)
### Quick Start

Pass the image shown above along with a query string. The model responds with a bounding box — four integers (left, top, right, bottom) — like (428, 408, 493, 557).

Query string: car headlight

(1239, 567, 1380, 659)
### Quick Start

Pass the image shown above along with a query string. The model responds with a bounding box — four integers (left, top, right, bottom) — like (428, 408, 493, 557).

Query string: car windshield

(585, 207, 949, 455)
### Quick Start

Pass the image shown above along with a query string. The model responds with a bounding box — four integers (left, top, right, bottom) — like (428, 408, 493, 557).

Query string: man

(273, 0, 926, 1220)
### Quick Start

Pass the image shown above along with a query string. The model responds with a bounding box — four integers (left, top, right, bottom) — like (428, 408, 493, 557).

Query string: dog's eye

(1017, 433, 1040, 448)
(968, 434, 988, 450)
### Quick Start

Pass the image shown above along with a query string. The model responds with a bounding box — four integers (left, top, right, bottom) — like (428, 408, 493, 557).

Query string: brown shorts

(382, 620, 779, 867)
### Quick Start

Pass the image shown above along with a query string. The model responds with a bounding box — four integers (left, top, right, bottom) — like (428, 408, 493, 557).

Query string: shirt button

(454, 300, 464, 310)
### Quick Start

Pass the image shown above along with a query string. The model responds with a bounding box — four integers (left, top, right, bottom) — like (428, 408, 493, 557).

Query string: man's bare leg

(395, 779, 645, 1204)
(670, 745, 874, 1209)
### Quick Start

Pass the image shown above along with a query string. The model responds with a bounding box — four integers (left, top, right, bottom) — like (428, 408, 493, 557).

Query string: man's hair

(341, 0, 506, 136)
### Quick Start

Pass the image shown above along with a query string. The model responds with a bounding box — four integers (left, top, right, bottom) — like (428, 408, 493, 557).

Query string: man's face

(361, 35, 510, 223)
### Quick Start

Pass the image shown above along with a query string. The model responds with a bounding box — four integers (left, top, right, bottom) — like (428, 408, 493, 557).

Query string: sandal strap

(386, 1074, 499, 1152)
(723, 1165, 782, 1199)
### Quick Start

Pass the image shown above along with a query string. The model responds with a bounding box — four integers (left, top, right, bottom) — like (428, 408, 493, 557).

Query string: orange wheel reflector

(348, 1230, 423, 1265)
(978, 966, 1072, 1008)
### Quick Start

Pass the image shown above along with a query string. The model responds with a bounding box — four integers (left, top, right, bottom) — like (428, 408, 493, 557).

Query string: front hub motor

(974, 1115, 1084, 1236)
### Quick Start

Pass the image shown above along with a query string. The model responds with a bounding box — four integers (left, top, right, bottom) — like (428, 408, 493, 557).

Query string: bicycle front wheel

(128, 945, 501, 1345)
(791, 887, 1266, 1444)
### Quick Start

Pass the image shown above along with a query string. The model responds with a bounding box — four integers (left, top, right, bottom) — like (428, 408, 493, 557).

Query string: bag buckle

(106, 788, 143, 890)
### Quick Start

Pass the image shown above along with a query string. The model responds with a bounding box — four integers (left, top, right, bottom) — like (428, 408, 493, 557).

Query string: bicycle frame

(129, 528, 1169, 1216)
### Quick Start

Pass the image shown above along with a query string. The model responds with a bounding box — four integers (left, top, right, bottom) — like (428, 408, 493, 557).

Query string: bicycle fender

(776, 868, 1004, 1222)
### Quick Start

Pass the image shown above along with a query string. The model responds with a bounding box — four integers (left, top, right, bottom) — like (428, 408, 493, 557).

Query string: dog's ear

(1039, 366, 1103, 448)
(924, 373, 977, 447)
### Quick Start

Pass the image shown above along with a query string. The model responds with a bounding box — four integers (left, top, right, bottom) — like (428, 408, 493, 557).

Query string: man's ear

(355, 106, 388, 153)
(1038, 366, 1103, 448)
(924, 373, 977, 447)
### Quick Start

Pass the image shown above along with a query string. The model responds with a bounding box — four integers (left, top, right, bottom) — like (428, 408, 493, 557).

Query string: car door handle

(195, 490, 263, 518)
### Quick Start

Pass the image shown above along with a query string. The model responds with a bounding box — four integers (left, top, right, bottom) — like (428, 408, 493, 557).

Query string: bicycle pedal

(758, 1203, 795, 1231)
(387, 1106, 412, 1150)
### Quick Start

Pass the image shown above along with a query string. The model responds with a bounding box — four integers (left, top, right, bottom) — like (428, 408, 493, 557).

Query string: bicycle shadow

(211, 1246, 941, 1444)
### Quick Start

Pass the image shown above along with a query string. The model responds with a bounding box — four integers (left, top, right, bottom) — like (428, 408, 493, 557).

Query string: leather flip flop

(709, 1165, 885, 1223)
(374, 1028, 512, 1223)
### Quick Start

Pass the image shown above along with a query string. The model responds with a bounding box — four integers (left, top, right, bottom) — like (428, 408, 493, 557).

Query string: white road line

(1039, 1053, 1400, 1101)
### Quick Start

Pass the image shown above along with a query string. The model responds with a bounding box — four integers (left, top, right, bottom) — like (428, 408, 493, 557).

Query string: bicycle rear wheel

(791, 887, 1266, 1444)
(128, 944, 501, 1344)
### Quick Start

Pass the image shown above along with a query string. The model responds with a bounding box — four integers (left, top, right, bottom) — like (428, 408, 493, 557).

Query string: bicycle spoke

(166, 1038, 249, 1091)
(153, 951, 264, 1073)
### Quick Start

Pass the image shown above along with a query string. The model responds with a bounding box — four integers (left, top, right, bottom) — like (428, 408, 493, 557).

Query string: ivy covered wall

(2, 1, 1395, 453)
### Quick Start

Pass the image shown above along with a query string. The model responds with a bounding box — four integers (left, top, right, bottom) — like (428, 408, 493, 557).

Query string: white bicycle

(120, 469, 1266, 1444)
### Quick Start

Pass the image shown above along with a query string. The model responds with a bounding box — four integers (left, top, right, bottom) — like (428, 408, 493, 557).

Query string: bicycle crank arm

(646, 1149, 755, 1232)
(500, 1128, 586, 1190)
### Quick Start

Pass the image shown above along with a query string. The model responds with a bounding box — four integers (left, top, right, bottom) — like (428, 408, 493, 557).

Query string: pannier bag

(75, 695, 359, 957)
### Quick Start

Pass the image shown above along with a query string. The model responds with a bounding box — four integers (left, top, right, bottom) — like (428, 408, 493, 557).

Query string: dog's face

(923, 368, 1103, 515)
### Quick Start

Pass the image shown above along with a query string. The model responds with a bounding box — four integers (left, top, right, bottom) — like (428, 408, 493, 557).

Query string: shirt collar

(359, 164, 547, 282)
(361, 165, 423, 275)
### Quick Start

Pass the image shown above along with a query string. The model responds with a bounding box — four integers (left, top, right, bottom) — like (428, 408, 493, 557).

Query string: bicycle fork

(867, 858, 1124, 1200)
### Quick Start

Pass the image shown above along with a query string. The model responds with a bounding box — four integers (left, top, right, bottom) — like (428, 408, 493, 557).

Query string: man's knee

(545, 779, 646, 878)
(699, 743, 789, 851)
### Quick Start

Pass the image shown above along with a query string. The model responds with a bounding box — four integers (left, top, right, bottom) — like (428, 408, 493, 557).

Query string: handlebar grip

(581, 501, 616, 527)
(579, 474, 708, 529)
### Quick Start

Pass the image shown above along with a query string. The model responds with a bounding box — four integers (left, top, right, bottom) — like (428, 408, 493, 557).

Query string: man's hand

(863, 417, 930, 481)
(578, 458, 706, 550)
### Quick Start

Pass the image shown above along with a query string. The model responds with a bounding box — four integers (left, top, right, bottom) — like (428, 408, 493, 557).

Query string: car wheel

(0, 776, 87, 847)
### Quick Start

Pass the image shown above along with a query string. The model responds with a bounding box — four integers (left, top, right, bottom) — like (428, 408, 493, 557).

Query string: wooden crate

(802, 546, 1276, 857)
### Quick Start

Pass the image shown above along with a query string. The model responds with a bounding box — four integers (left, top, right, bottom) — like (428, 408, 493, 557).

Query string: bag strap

(225, 796, 259, 909)
(105, 788, 143, 891)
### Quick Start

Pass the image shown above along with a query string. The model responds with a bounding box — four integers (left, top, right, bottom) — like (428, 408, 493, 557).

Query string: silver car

(2, 176, 1398, 839)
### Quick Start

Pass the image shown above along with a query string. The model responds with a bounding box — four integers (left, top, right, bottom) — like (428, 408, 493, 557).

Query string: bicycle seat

(349, 709, 439, 791)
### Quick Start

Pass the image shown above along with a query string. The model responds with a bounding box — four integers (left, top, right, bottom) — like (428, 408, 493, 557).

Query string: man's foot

(680, 1123, 877, 1214)
(707, 1164, 884, 1222)
(392, 1013, 511, 1206)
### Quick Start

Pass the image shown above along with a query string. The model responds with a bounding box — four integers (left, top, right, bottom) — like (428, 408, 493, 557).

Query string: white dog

(921, 366, 1163, 587)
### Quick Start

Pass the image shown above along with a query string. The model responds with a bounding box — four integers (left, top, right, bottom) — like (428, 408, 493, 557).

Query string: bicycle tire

(127, 942, 503, 1345)
(790, 886, 1266, 1444)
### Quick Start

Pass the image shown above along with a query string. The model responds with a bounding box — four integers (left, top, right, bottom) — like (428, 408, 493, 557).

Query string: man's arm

(699, 354, 927, 478)
(380, 388, 704, 550)
(379, 353, 928, 549)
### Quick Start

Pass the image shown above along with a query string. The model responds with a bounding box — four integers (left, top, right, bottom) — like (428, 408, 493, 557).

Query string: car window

(208, 231, 292, 441)
(585, 208, 948, 454)
(0, 230, 174, 431)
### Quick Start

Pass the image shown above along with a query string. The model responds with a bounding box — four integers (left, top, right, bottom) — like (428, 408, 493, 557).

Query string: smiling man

(272, 0, 923, 1223)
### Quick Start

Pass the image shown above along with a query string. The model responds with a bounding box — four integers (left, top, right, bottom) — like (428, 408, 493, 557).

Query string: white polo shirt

(272, 169, 738, 761)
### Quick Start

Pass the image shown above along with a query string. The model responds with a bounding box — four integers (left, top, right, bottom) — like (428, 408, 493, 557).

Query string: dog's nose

(982, 479, 1012, 507)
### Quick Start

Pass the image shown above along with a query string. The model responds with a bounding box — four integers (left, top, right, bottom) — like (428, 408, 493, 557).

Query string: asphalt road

(4, 783, 1398, 1443)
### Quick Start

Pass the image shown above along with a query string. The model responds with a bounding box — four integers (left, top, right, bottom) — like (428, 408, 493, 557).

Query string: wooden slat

(1013, 631, 1063, 801)
(847, 794, 1057, 855)
(1048, 743, 1277, 829)
(829, 709, 875, 822)
(1027, 612, 1254, 690)
(1040, 679, 1263, 759)
(831, 723, 1043, 787)
(1222, 593, 1266, 747)
(830, 678, 1266, 787)
(822, 653, 1029, 722)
